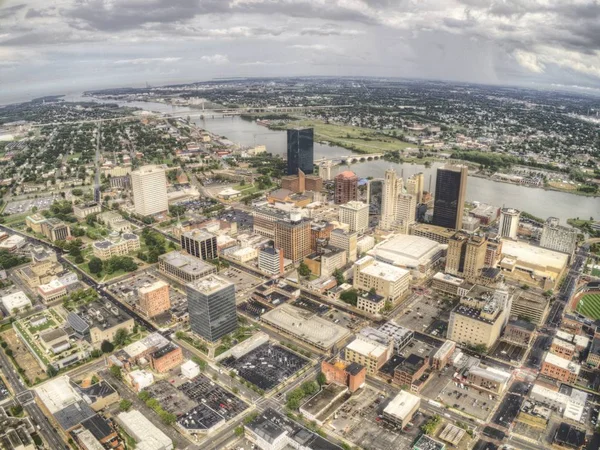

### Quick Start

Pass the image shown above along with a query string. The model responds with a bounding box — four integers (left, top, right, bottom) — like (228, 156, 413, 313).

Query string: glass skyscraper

(187, 275, 237, 342)
(287, 128, 314, 175)
(432, 165, 468, 230)
(367, 178, 383, 215)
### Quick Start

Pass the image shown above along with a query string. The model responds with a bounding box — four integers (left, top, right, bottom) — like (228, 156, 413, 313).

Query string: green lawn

(577, 293, 600, 320)
(592, 268, 600, 277)
(233, 184, 259, 194)
(28, 319, 56, 334)
(280, 119, 415, 154)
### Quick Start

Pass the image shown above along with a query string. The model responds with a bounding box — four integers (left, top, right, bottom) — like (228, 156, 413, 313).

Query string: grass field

(277, 119, 415, 154)
(576, 292, 600, 319)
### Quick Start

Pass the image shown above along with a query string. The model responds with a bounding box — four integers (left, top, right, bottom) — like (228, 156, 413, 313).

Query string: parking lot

(394, 294, 452, 338)
(219, 267, 262, 302)
(0, 377, 9, 402)
(3, 195, 61, 215)
(490, 341, 527, 364)
(237, 299, 273, 320)
(144, 380, 197, 416)
(221, 342, 309, 391)
(330, 387, 418, 450)
(428, 374, 499, 421)
(492, 393, 524, 429)
(178, 374, 248, 422)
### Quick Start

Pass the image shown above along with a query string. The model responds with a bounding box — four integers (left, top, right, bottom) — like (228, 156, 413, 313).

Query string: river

(75, 95, 599, 224)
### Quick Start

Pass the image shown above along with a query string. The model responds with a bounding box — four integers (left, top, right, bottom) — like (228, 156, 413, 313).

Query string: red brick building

(321, 359, 366, 393)
(334, 171, 358, 205)
(150, 344, 183, 373)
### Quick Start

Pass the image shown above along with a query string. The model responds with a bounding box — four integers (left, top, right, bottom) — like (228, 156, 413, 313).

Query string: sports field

(576, 292, 600, 319)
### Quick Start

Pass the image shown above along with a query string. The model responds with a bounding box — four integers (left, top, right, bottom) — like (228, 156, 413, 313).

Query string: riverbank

(470, 172, 600, 198)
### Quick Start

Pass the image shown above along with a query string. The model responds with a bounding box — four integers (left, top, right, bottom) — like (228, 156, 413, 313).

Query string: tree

(119, 399, 132, 411)
(339, 289, 358, 306)
(101, 340, 114, 353)
(46, 365, 58, 378)
(234, 426, 245, 437)
(113, 328, 128, 347)
(369, 287, 377, 295)
(317, 372, 327, 386)
(298, 262, 311, 277)
(109, 365, 122, 379)
(333, 269, 345, 285)
(88, 257, 103, 274)
(138, 391, 150, 402)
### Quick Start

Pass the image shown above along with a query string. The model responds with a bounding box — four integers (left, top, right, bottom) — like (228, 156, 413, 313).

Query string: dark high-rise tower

(187, 275, 237, 342)
(432, 165, 468, 230)
(287, 128, 314, 175)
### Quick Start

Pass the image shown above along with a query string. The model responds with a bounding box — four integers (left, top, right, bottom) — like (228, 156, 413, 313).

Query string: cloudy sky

(2, 0, 600, 102)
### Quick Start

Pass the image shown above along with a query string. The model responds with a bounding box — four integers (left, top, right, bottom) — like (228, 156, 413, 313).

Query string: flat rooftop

(159, 250, 214, 275)
(181, 229, 216, 241)
(433, 271, 465, 286)
(139, 280, 168, 295)
(356, 256, 410, 282)
(261, 303, 351, 350)
(346, 338, 388, 359)
(544, 352, 581, 374)
(501, 239, 569, 272)
(187, 275, 233, 295)
(369, 234, 444, 267)
(468, 366, 511, 384)
(383, 390, 420, 420)
(76, 301, 132, 330)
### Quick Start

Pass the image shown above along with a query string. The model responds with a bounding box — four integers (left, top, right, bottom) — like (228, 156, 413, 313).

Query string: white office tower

(395, 193, 416, 234)
(339, 201, 369, 233)
(131, 165, 168, 217)
(540, 217, 578, 255)
(380, 169, 403, 230)
(493, 282, 512, 327)
(318, 162, 333, 181)
(498, 208, 520, 239)
(406, 173, 424, 204)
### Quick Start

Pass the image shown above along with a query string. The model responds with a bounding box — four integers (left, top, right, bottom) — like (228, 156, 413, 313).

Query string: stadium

(572, 282, 600, 320)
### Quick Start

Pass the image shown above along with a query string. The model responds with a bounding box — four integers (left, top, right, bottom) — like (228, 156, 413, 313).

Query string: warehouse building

(261, 303, 351, 352)
(382, 391, 420, 428)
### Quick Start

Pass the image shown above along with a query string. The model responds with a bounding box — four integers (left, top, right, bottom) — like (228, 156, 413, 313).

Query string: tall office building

(339, 201, 369, 233)
(131, 165, 168, 217)
(380, 169, 403, 230)
(367, 178, 384, 215)
(181, 230, 218, 260)
(287, 128, 314, 175)
(540, 217, 578, 255)
(258, 247, 285, 276)
(274, 211, 311, 263)
(396, 193, 416, 234)
(318, 161, 333, 181)
(334, 171, 359, 205)
(187, 275, 237, 342)
(139, 280, 170, 318)
(445, 232, 487, 280)
(498, 208, 520, 239)
(432, 165, 468, 230)
(329, 229, 358, 263)
(406, 173, 425, 204)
